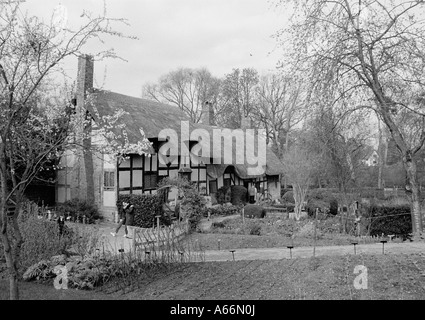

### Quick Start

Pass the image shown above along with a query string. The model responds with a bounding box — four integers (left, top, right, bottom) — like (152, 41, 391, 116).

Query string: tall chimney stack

(241, 115, 252, 129)
(201, 101, 211, 125)
(76, 54, 94, 106)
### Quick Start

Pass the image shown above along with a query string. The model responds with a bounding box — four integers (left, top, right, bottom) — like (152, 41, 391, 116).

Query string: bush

(307, 189, 337, 203)
(305, 199, 329, 217)
(56, 199, 100, 224)
(157, 177, 206, 230)
(230, 185, 248, 205)
(282, 191, 295, 203)
(281, 188, 292, 198)
(329, 199, 338, 215)
(216, 186, 231, 204)
(0, 205, 98, 272)
(212, 221, 226, 229)
(206, 204, 241, 216)
(249, 224, 261, 236)
(366, 205, 412, 239)
(359, 188, 386, 200)
(243, 204, 266, 218)
(117, 194, 167, 228)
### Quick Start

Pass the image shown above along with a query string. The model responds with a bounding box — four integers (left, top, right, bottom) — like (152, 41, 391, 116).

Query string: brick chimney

(201, 101, 212, 125)
(76, 54, 94, 106)
(241, 115, 252, 129)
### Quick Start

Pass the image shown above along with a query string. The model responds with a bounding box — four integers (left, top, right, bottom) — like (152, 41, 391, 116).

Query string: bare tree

(277, 0, 425, 235)
(252, 73, 305, 158)
(142, 67, 222, 124)
(282, 144, 318, 220)
(0, 1, 143, 299)
(218, 68, 259, 129)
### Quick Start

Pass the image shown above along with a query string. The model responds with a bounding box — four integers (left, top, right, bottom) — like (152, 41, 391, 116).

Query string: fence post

(155, 215, 161, 249)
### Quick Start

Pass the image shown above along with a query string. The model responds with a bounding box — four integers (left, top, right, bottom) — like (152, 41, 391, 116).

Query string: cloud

(21, 0, 286, 97)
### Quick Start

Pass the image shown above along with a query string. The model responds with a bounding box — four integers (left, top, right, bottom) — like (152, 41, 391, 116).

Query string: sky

(21, 0, 289, 97)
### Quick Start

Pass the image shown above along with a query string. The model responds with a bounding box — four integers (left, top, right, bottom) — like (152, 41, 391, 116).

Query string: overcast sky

(22, 0, 288, 97)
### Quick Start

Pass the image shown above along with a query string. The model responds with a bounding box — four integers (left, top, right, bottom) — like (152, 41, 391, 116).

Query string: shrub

(359, 188, 386, 200)
(329, 199, 338, 215)
(56, 199, 100, 224)
(12, 215, 71, 270)
(366, 205, 412, 239)
(230, 185, 248, 205)
(217, 186, 231, 204)
(243, 204, 266, 218)
(1, 206, 96, 272)
(206, 204, 241, 216)
(282, 191, 295, 203)
(305, 199, 329, 217)
(307, 189, 337, 203)
(157, 177, 206, 230)
(117, 194, 167, 228)
(212, 222, 226, 229)
(249, 224, 261, 236)
(281, 188, 292, 197)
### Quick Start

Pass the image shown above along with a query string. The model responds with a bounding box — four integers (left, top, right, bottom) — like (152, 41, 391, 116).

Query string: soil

(120, 253, 425, 300)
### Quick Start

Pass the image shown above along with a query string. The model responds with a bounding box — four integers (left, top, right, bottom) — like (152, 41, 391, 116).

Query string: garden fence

(130, 219, 190, 252)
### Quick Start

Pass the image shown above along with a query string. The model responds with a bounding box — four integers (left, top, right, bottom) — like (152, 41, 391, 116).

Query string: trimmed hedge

(282, 191, 295, 203)
(243, 204, 266, 218)
(206, 204, 241, 216)
(230, 185, 248, 205)
(366, 205, 412, 239)
(116, 194, 169, 228)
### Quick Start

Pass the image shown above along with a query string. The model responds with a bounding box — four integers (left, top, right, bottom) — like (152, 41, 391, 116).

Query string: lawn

(3, 253, 425, 300)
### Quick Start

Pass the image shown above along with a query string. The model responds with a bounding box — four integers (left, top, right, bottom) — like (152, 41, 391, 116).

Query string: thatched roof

(87, 89, 284, 178)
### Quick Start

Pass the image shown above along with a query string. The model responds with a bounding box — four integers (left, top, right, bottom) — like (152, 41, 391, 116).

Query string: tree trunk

(377, 118, 383, 189)
(83, 116, 95, 204)
(377, 101, 423, 235)
(403, 154, 423, 235)
(0, 196, 19, 300)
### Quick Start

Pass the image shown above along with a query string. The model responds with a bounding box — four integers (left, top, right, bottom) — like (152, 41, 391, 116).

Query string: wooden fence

(129, 220, 190, 252)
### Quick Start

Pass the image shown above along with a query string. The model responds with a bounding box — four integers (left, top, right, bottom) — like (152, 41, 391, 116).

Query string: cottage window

(104, 171, 115, 190)
(144, 172, 157, 190)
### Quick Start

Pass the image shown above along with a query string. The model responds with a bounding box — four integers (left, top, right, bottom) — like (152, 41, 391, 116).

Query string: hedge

(281, 191, 295, 203)
(366, 205, 412, 239)
(243, 204, 266, 218)
(230, 185, 248, 205)
(116, 194, 170, 228)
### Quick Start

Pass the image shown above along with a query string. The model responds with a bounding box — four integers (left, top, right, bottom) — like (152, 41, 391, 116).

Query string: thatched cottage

(56, 55, 284, 220)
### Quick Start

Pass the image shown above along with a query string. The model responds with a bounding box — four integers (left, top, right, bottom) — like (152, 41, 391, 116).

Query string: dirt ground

(119, 253, 425, 300)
